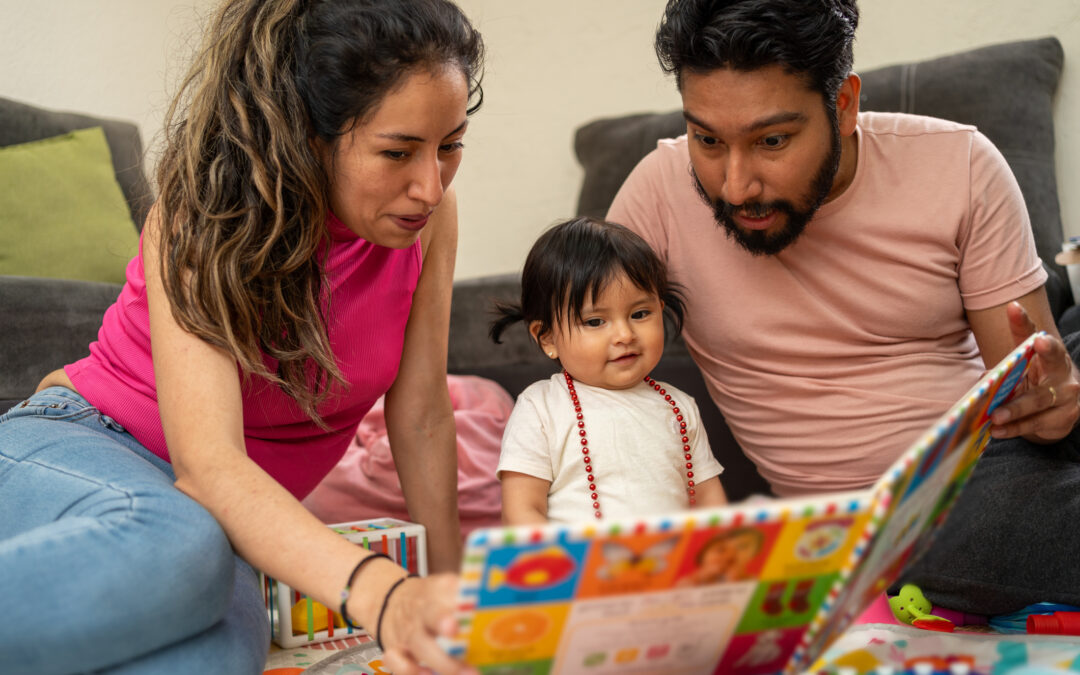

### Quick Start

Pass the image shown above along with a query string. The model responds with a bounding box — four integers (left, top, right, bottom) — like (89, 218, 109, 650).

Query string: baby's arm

(695, 475, 728, 507)
(500, 471, 552, 525)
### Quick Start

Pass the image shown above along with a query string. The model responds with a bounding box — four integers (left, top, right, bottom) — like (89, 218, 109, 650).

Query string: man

(608, 0, 1080, 615)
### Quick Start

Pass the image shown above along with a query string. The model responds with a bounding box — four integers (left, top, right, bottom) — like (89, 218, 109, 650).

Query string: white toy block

(263, 517, 427, 648)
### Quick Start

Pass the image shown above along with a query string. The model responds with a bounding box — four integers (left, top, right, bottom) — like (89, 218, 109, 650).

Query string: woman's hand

(377, 573, 476, 675)
(989, 302, 1080, 443)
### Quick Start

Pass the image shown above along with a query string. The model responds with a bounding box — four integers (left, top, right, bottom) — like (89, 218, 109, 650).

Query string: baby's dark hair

(490, 216, 685, 346)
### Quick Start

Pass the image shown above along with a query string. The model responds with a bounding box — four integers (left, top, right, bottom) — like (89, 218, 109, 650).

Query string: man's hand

(989, 302, 1080, 443)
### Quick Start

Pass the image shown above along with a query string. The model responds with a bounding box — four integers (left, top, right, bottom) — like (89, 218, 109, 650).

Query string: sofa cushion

(573, 37, 1067, 309)
(0, 276, 122, 411)
(0, 96, 152, 232)
(0, 127, 139, 284)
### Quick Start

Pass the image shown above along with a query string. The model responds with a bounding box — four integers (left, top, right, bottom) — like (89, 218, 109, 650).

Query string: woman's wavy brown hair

(155, 0, 484, 425)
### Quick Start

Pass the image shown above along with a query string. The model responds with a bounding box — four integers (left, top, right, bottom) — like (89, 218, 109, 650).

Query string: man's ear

(529, 320, 558, 359)
(836, 72, 861, 137)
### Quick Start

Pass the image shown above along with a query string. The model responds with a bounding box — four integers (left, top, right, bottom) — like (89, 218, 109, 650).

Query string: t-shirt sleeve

(496, 387, 556, 483)
(956, 130, 1047, 310)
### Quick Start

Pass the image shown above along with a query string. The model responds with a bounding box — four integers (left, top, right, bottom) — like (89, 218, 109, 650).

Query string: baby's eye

(583, 318, 604, 328)
(631, 309, 652, 320)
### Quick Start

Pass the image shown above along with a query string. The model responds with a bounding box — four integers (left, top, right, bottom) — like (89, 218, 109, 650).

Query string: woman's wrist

(345, 558, 409, 634)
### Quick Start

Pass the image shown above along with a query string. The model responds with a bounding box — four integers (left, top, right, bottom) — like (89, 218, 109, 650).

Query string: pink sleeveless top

(66, 213, 422, 498)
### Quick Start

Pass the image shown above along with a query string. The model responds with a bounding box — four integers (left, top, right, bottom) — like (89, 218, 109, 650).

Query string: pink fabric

(609, 112, 1046, 496)
(66, 212, 421, 499)
(302, 374, 510, 537)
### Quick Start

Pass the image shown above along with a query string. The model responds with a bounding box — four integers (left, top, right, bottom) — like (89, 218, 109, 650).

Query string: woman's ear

(529, 321, 557, 360)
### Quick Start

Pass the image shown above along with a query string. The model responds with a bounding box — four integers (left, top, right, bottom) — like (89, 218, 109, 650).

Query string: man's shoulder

(857, 111, 976, 140)
(643, 132, 686, 166)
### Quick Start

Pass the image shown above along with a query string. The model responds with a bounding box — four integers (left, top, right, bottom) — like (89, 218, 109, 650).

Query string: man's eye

(695, 133, 719, 147)
(761, 135, 788, 149)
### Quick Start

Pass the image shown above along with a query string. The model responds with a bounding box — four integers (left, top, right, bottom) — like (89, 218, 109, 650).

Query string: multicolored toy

(263, 517, 426, 648)
(444, 334, 1042, 674)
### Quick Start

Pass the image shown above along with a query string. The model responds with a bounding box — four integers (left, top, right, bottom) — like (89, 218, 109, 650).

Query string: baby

(490, 216, 727, 524)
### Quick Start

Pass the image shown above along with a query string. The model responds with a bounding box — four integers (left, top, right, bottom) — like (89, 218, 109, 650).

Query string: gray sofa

(0, 37, 1069, 503)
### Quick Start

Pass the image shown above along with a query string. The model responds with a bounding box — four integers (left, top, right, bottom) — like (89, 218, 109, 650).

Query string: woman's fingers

(379, 574, 477, 675)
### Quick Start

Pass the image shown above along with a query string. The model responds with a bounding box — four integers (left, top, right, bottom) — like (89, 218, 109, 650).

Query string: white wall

(2, 0, 1077, 280)
(0, 0, 219, 173)
(453, 0, 1080, 280)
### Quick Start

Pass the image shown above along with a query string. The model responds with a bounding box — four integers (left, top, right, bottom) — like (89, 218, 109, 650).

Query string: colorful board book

(446, 333, 1041, 674)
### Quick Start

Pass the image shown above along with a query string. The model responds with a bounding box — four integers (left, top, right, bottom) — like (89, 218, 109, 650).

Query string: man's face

(681, 65, 846, 256)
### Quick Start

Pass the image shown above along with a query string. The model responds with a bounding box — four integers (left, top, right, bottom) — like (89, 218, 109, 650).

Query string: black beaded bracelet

(339, 553, 392, 629)
(375, 573, 418, 651)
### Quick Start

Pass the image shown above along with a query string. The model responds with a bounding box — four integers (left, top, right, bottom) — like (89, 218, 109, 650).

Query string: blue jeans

(0, 387, 269, 674)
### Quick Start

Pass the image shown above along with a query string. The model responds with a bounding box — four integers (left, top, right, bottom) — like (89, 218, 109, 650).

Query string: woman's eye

(382, 150, 408, 160)
(694, 133, 719, 147)
(439, 141, 465, 153)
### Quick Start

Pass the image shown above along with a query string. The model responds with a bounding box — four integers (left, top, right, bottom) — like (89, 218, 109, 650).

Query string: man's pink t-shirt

(608, 112, 1046, 496)
(65, 212, 421, 499)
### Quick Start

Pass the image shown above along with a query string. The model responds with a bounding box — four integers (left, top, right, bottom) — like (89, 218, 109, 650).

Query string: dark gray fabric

(0, 276, 121, 410)
(449, 273, 773, 501)
(894, 331, 1080, 615)
(0, 96, 152, 232)
(575, 110, 685, 220)
(573, 37, 1069, 312)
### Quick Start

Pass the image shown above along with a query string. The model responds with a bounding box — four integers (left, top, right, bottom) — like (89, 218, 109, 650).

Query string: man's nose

(720, 152, 763, 205)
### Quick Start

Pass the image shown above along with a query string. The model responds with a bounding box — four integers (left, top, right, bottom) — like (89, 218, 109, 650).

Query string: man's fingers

(1006, 301, 1037, 344)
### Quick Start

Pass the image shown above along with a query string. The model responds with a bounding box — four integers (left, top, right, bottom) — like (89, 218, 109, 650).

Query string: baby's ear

(529, 321, 557, 360)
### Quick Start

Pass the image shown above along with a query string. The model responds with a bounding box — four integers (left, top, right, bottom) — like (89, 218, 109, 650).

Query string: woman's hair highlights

(490, 217, 685, 348)
(155, 0, 483, 425)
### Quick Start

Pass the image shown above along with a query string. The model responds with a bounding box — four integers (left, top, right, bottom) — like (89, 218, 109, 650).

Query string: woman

(0, 0, 483, 673)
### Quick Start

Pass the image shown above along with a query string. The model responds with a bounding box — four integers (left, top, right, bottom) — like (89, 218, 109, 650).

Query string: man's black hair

(655, 0, 859, 104)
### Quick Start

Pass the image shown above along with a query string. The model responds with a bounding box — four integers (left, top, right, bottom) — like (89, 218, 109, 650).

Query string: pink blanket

(301, 374, 511, 536)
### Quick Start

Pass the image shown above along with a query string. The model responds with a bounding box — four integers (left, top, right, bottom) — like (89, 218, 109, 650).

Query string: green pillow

(0, 126, 139, 284)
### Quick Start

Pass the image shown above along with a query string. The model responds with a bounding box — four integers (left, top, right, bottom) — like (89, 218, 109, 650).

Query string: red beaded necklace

(562, 369, 697, 520)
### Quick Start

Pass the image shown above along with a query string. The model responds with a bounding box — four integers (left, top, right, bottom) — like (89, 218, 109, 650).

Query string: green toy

(888, 584, 955, 632)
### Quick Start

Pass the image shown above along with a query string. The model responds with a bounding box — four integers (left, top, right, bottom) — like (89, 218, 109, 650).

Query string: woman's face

(323, 64, 469, 247)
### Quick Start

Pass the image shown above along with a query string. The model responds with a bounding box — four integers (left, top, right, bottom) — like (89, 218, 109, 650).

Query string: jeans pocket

(0, 388, 122, 431)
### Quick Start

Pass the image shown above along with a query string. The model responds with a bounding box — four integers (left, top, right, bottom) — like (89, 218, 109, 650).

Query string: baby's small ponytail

(489, 300, 527, 345)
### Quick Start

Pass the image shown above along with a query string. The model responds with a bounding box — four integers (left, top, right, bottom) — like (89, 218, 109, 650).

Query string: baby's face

(541, 273, 665, 390)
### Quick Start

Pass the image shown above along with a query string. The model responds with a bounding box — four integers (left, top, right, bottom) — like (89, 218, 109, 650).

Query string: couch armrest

(0, 276, 121, 410)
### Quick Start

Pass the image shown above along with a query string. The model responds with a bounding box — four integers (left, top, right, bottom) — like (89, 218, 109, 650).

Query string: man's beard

(693, 121, 842, 256)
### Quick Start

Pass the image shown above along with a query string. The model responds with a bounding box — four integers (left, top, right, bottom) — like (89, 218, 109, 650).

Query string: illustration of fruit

(484, 610, 551, 649)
